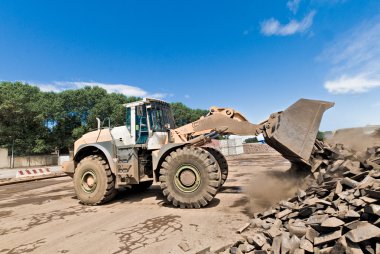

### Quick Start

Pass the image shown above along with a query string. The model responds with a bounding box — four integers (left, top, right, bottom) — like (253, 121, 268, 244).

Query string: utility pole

(11, 139, 14, 168)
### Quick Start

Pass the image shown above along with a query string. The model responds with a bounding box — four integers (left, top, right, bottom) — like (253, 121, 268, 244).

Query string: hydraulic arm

(170, 99, 334, 166)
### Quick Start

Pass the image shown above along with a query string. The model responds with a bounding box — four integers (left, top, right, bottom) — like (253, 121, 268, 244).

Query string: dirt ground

(0, 152, 300, 254)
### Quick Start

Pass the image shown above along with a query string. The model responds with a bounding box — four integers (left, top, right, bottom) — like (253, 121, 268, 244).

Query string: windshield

(148, 104, 175, 132)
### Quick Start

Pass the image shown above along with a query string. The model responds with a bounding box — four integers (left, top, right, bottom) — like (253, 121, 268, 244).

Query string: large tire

(159, 147, 220, 208)
(73, 155, 116, 205)
(131, 181, 153, 192)
(204, 147, 229, 186)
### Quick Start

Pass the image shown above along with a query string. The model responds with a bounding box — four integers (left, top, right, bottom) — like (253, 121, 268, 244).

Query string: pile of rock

(224, 142, 380, 254)
(243, 144, 276, 154)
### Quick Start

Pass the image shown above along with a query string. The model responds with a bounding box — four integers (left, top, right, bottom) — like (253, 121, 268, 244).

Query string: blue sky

(1, 0, 380, 131)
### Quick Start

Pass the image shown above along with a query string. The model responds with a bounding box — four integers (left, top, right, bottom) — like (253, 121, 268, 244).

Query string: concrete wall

(219, 138, 244, 156)
(0, 153, 59, 169)
(0, 148, 9, 168)
(203, 138, 245, 156)
(12, 155, 58, 168)
(204, 140, 277, 155)
(58, 155, 70, 165)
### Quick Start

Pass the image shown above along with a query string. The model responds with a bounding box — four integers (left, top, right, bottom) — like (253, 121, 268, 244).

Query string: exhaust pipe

(96, 117, 101, 130)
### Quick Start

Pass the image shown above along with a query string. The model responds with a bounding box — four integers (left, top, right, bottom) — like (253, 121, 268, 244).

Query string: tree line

(0, 82, 208, 155)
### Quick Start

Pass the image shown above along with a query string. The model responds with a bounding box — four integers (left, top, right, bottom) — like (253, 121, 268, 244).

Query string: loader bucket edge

(264, 99, 334, 166)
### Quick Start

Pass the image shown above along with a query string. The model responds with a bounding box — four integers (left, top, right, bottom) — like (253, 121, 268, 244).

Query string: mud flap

(264, 99, 334, 166)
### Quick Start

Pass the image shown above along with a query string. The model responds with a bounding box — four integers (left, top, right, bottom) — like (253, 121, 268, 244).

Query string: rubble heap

(243, 144, 276, 154)
(226, 142, 380, 254)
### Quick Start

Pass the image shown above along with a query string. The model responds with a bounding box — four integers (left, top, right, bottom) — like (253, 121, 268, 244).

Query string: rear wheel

(74, 155, 116, 205)
(204, 147, 229, 186)
(159, 147, 220, 208)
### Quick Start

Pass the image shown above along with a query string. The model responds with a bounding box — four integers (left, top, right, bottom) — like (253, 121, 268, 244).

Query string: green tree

(0, 82, 51, 155)
(57, 87, 139, 151)
(316, 131, 325, 141)
(88, 93, 140, 129)
(245, 137, 259, 143)
(170, 102, 208, 127)
(0, 82, 207, 155)
(0, 83, 140, 154)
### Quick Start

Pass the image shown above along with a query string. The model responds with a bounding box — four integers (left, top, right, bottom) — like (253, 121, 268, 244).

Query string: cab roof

(123, 97, 170, 108)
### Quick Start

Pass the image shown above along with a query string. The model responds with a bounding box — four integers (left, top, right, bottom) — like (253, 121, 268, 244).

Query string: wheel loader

(62, 98, 334, 208)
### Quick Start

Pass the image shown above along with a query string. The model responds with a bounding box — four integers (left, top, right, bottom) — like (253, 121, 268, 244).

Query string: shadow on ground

(106, 185, 221, 209)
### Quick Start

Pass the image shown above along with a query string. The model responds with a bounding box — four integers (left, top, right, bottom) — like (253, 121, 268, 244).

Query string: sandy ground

(0, 152, 297, 254)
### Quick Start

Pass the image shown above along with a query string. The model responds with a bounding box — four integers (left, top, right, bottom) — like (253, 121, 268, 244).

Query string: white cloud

(287, 0, 301, 14)
(35, 83, 62, 93)
(322, 17, 380, 94)
(184, 94, 190, 99)
(31, 81, 168, 99)
(260, 11, 316, 36)
(324, 74, 380, 94)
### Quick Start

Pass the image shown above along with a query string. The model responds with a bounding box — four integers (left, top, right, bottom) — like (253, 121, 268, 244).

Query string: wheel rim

(81, 170, 97, 193)
(174, 164, 201, 193)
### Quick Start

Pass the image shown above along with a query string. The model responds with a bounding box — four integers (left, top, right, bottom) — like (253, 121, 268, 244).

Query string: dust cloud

(244, 164, 310, 213)
(240, 127, 380, 215)
(327, 127, 380, 152)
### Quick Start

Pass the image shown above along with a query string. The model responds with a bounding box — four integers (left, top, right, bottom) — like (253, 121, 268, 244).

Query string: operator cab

(122, 98, 175, 147)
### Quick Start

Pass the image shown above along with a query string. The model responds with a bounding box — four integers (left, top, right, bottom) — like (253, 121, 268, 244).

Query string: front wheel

(73, 155, 116, 205)
(203, 147, 229, 187)
(159, 147, 220, 208)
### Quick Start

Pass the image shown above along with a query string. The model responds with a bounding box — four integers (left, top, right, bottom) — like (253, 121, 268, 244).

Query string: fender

(74, 142, 117, 174)
(152, 143, 187, 181)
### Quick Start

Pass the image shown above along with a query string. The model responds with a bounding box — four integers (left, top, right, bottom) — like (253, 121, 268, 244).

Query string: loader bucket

(264, 99, 334, 166)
